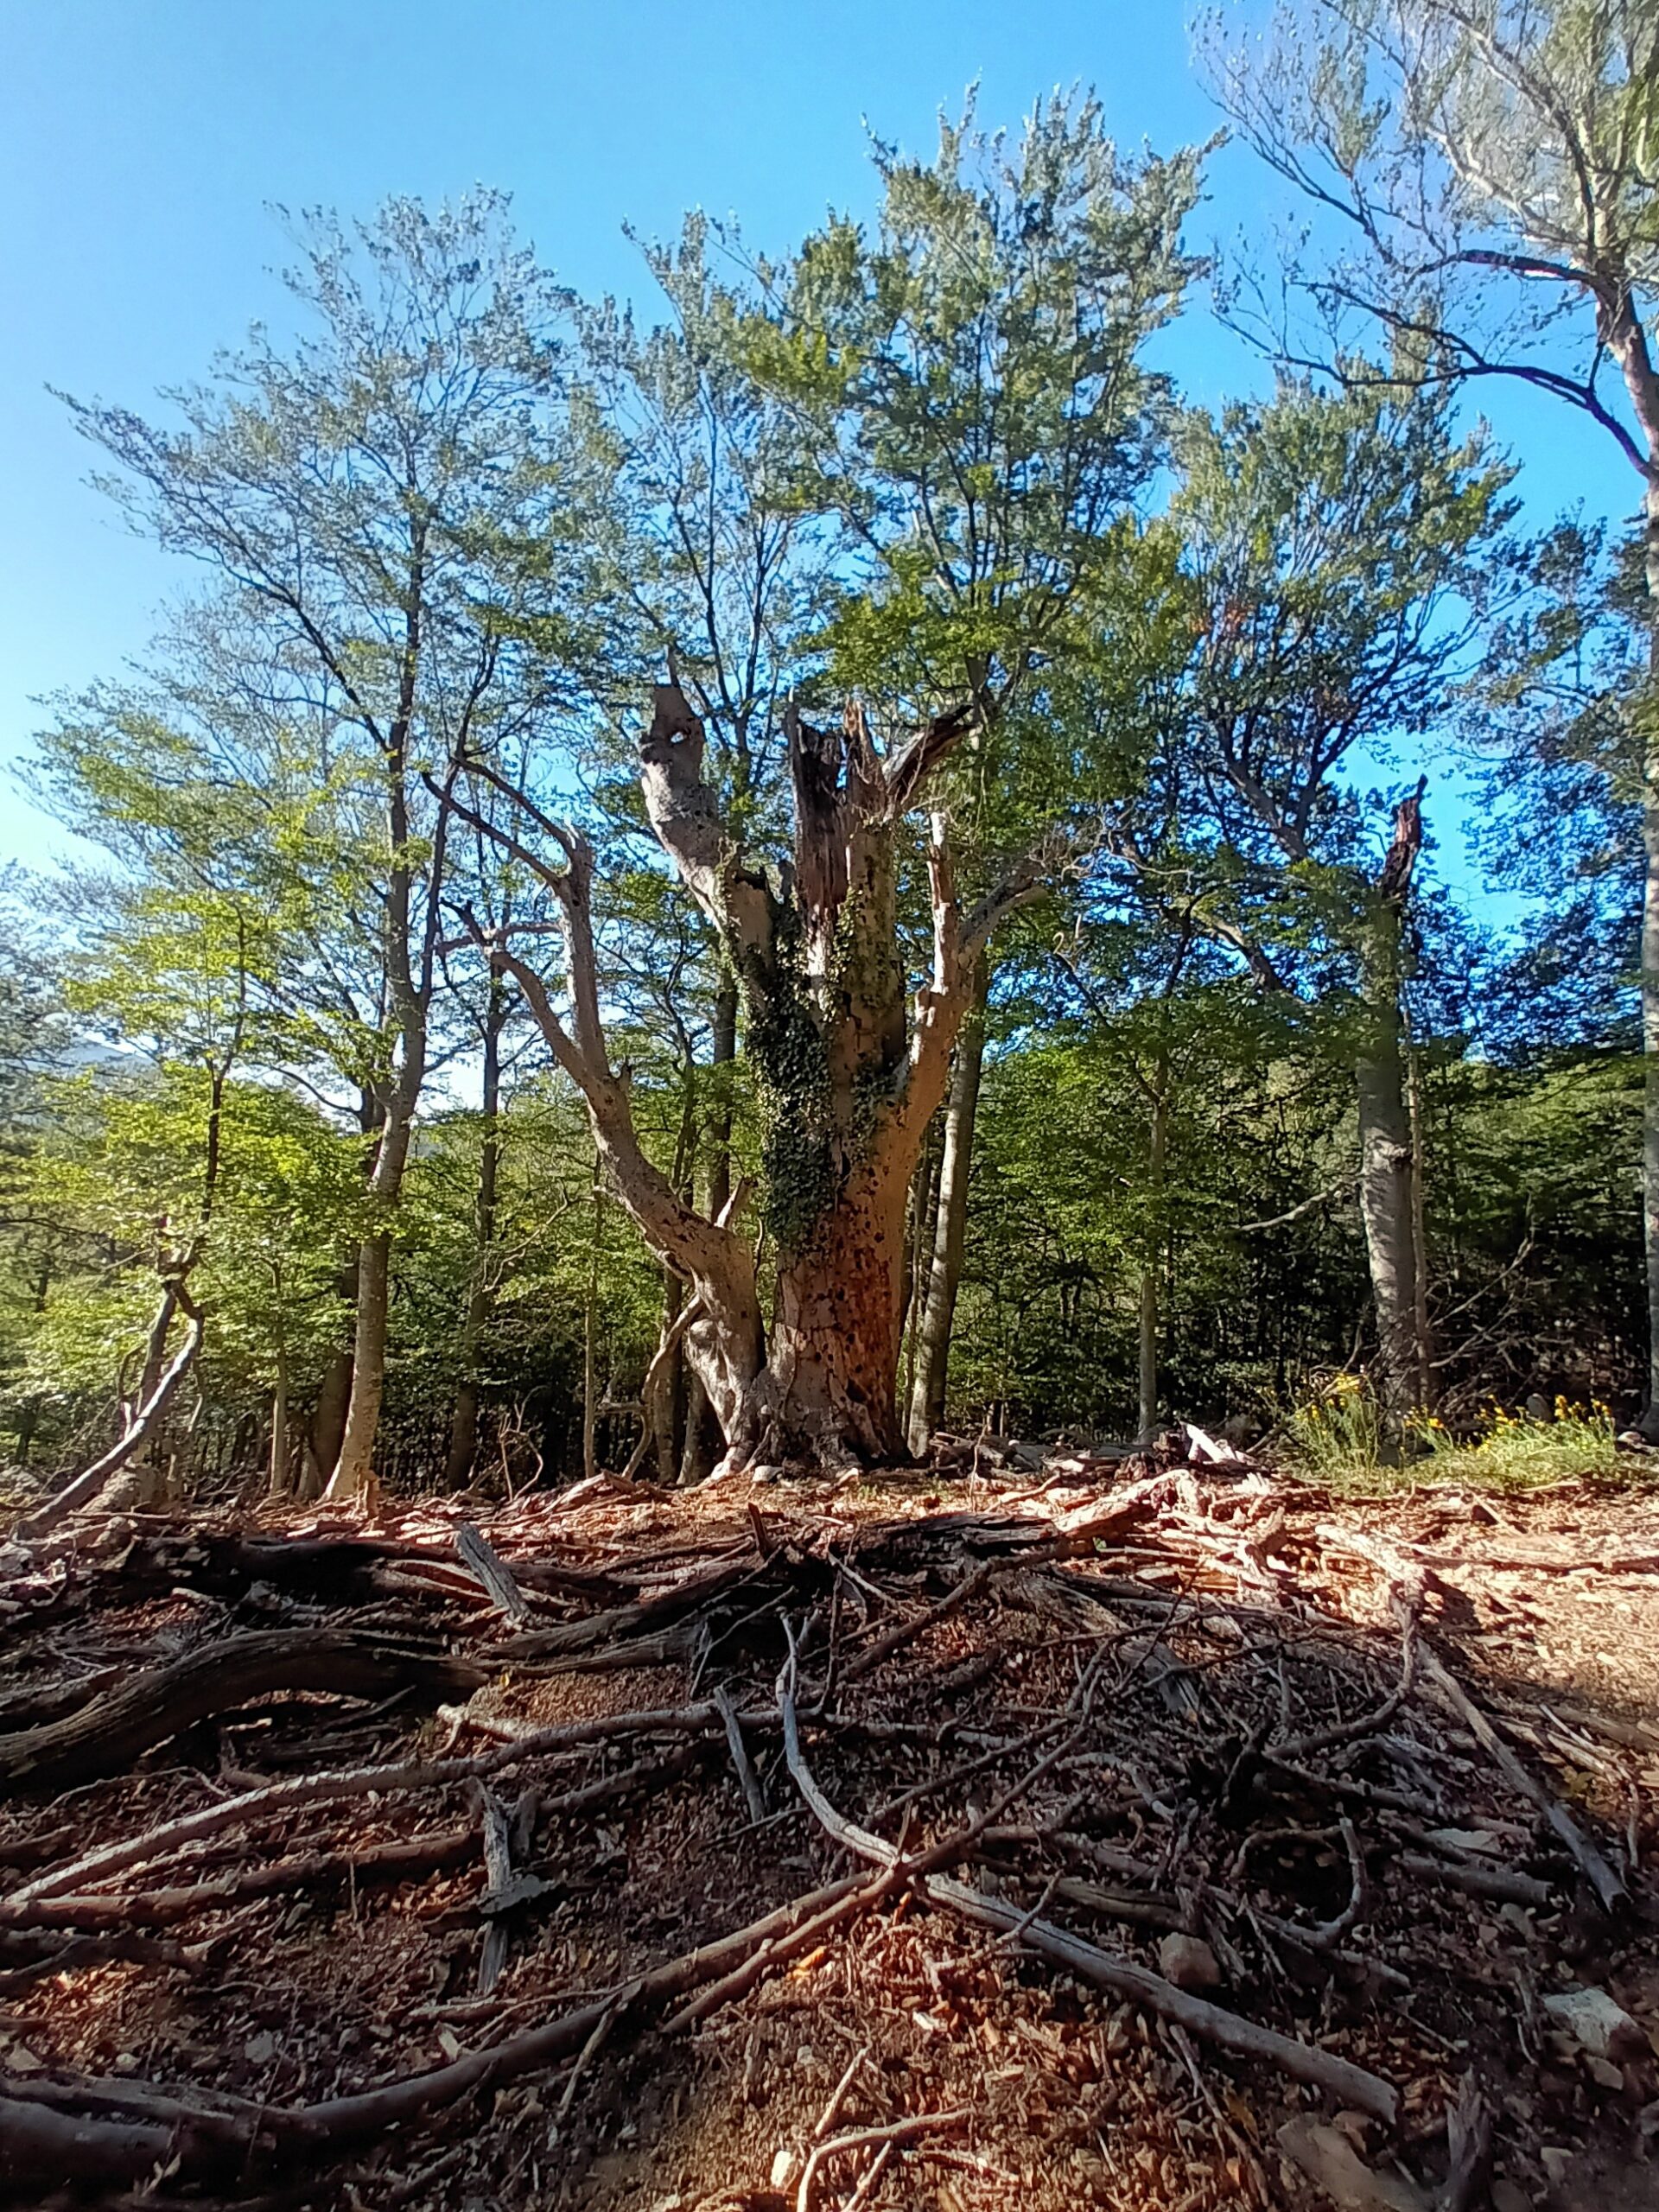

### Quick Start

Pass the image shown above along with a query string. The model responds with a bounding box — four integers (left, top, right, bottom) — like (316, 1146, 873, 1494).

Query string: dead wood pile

(0, 1455, 1656, 2210)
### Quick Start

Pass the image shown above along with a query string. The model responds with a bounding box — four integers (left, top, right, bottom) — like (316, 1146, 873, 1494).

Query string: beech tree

(54, 193, 589, 1498)
(1206, 0, 1659, 1411)
(461, 103, 1205, 1472)
(1112, 374, 1510, 1417)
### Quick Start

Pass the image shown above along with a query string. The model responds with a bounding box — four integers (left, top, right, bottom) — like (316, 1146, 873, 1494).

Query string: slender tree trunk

(680, 969, 738, 1486)
(1137, 1049, 1170, 1440)
(900, 1127, 940, 1421)
(269, 1347, 289, 1501)
(1407, 1040, 1433, 1412)
(327, 1111, 414, 1503)
(308, 1333, 353, 1496)
(1350, 787, 1431, 1427)
(327, 543, 440, 1500)
(1642, 480, 1659, 1431)
(446, 965, 506, 1489)
(582, 1160, 601, 1484)
(906, 953, 988, 1452)
(15, 1249, 48, 1464)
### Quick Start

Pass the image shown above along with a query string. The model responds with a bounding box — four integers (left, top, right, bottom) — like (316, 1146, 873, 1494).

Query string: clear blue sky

(0, 0, 1639, 901)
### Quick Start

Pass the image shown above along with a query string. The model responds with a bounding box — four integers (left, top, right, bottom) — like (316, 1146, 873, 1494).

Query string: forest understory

(2, 1445, 1656, 2212)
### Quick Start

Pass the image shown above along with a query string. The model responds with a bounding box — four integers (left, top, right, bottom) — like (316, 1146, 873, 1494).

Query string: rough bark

(462, 681, 1019, 1476)
(1357, 786, 1429, 1422)
(906, 952, 989, 1452)
(0, 1630, 486, 1795)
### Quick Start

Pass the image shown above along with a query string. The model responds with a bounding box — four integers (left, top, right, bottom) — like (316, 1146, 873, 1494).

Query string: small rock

(1422, 1827, 1503, 1857)
(1586, 2055, 1625, 2091)
(1490, 2183, 1532, 2212)
(1157, 1934, 1222, 1991)
(244, 2031, 278, 2066)
(1541, 1986, 1646, 2061)
(1539, 2147, 1573, 2186)
(3, 2041, 42, 2074)
(1277, 2119, 1427, 2210)
(769, 2148, 800, 2189)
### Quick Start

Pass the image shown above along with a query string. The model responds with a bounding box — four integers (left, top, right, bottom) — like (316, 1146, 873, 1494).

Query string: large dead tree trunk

(459, 679, 1027, 1477)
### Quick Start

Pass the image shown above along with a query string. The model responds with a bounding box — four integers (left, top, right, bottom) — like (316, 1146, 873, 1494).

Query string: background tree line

(1, 13, 1651, 1506)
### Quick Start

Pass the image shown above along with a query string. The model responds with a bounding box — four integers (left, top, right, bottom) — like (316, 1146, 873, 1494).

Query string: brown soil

(1, 1462, 1656, 2211)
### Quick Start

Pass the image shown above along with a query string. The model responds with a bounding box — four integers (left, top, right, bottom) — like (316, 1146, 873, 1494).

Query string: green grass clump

(1410, 1396, 1622, 1491)
(1283, 1377, 1626, 1494)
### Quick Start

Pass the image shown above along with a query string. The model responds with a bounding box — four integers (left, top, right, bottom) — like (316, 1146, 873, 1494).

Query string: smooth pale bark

(1407, 1045, 1433, 1412)
(900, 1125, 942, 1423)
(582, 1164, 601, 1484)
(1355, 788, 1429, 1423)
(648, 1046, 698, 1482)
(1595, 300, 1659, 1430)
(1136, 1049, 1170, 1440)
(327, 535, 454, 1503)
(1643, 486, 1659, 1430)
(445, 965, 506, 1489)
(22, 1299, 204, 1536)
(327, 1110, 414, 1502)
(269, 1344, 289, 1501)
(680, 973, 738, 1484)
(307, 1330, 353, 1502)
(906, 953, 989, 1452)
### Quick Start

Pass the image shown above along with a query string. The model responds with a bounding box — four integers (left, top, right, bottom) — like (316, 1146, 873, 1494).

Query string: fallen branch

(796, 2108, 969, 2212)
(714, 1684, 766, 1824)
(777, 1680, 1400, 2126)
(15, 1302, 203, 1539)
(1397, 1853, 1551, 1909)
(0, 2093, 179, 2190)
(454, 1522, 529, 1624)
(1414, 1642, 1629, 1916)
(0, 1827, 480, 1929)
(0, 1866, 890, 2177)
(8, 1699, 762, 1904)
(840, 1562, 993, 1684)
(495, 1560, 764, 1660)
(0, 1631, 486, 1796)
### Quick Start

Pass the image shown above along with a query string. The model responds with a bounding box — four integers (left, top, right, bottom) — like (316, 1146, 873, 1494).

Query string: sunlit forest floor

(2, 1453, 1656, 2211)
